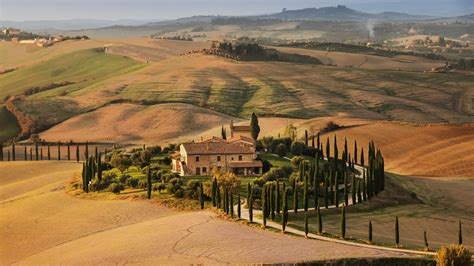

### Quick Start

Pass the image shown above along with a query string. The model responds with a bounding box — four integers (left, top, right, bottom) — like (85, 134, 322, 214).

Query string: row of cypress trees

(210, 177, 241, 217)
(0, 142, 96, 162)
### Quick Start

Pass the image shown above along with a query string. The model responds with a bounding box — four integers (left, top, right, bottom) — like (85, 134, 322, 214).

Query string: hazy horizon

(1, 0, 473, 21)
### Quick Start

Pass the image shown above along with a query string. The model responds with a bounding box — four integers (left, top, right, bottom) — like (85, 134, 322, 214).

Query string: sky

(1, 0, 473, 21)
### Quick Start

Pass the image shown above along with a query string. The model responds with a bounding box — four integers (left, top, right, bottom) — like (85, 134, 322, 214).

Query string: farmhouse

(172, 122, 263, 176)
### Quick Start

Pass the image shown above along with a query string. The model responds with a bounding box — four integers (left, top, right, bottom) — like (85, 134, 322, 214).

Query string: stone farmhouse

(172, 122, 263, 176)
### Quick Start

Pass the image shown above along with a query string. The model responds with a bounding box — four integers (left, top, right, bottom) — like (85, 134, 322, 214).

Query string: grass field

(271, 173, 474, 251)
(0, 48, 144, 101)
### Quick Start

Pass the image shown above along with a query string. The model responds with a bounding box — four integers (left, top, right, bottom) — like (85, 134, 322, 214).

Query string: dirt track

(0, 161, 409, 264)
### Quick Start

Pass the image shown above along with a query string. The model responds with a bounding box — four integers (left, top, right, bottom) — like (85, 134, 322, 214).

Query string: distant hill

(263, 5, 434, 21)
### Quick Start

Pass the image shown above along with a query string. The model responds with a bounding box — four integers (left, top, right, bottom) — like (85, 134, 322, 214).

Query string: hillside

(1, 38, 472, 142)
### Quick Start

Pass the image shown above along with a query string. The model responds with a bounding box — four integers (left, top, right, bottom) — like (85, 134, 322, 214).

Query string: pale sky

(1, 0, 473, 21)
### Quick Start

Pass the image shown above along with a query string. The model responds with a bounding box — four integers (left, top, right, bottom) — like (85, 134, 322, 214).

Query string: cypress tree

(95, 146, 98, 162)
(424, 231, 429, 251)
(304, 211, 309, 237)
(7, 150, 10, 161)
(29, 147, 33, 161)
(12, 143, 16, 161)
(334, 172, 339, 208)
(35, 144, 38, 161)
(341, 205, 346, 239)
(81, 162, 86, 191)
(324, 175, 329, 209)
(282, 187, 289, 232)
(351, 173, 356, 205)
(293, 180, 298, 213)
(270, 183, 275, 220)
(249, 186, 254, 223)
(360, 148, 365, 167)
(344, 171, 348, 206)
(237, 191, 241, 218)
(250, 112, 260, 141)
(57, 142, 61, 160)
(334, 134, 338, 161)
(76, 145, 80, 162)
(311, 134, 315, 148)
(326, 138, 330, 160)
(262, 184, 267, 228)
(276, 180, 280, 214)
(230, 191, 234, 218)
(362, 171, 367, 201)
(313, 157, 319, 209)
(304, 172, 308, 212)
(221, 125, 227, 140)
(459, 219, 463, 245)
(354, 140, 358, 165)
(47, 144, 51, 160)
(357, 181, 362, 204)
(216, 183, 221, 209)
(343, 137, 348, 163)
(212, 178, 217, 207)
(97, 153, 102, 181)
(40, 147, 43, 160)
(224, 187, 228, 213)
(67, 143, 71, 161)
(395, 216, 400, 247)
(246, 183, 251, 209)
(329, 168, 334, 205)
(24, 146, 27, 161)
(369, 220, 373, 244)
(85, 142, 89, 160)
(0, 144, 3, 161)
(147, 168, 152, 199)
(317, 202, 322, 234)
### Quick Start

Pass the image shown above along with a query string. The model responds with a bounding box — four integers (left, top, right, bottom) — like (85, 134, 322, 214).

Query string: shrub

(109, 183, 124, 194)
(437, 245, 471, 266)
(252, 177, 266, 187)
(291, 156, 304, 168)
(174, 188, 185, 198)
(153, 183, 167, 192)
(290, 142, 306, 156)
(275, 143, 288, 157)
(126, 177, 140, 188)
(119, 174, 130, 184)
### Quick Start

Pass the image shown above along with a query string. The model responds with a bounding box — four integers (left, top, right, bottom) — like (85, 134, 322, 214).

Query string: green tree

(230, 191, 234, 217)
(0, 144, 3, 161)
(344, 171, 348, 206)
(341, 205, 346, 239)
(424, 231, 429, 251)
(12, 143, 16, 161)
(317, 202, 322, 234)
(237, 191, 241, 218)
(334, 172, 339, 208)
(76, 145, 80, 162)
(304, 211, 309, 237)
(147, 168, 152, 199)
(304, 172, 308, 212)
(35, 144, 38, 161)
(24, 146, 27, 161)
(262, 184, 267, 228)
(282, 187, 290, 232)
(395, 216, 400, 247)
(304, 130, 308, 146)
(459, 220, 463, 245)
(212, 178, 218, 207)
(66, 142, 71, 160)
(293, 179, 298, 213)
(249, 186, 254, 223)
(324, 175, 329, 209)
(354, 140, 358, 165)
(276, 180, 280, 214)
(221, 126, 227, 140)
(369, 220, 373, 244)
(57, 142, 61, 160)
(360, 147, 365, 166)
(110, 155, 132, 176)
(47, 144, 51, 160)
(250, 112, 261, 141)
(275, 143, 288, 157)
(325, 138, 330, 159)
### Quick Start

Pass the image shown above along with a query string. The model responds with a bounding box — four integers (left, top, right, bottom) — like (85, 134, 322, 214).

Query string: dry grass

(0, 161, 409, 264)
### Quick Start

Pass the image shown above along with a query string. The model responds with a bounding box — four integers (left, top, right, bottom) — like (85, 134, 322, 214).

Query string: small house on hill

(172, 122, 262, 176)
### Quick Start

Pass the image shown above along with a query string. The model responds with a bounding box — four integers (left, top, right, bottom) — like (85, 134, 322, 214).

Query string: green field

(0, 105, 20, 143)
(0, 48, 144, 101)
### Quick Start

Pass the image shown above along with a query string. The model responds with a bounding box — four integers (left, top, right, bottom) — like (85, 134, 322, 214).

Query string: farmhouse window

(217, 156, 221, 162)
(238, 155, 243, 161)
(203, 167, 207, 173)
(196, 156, 200, 162)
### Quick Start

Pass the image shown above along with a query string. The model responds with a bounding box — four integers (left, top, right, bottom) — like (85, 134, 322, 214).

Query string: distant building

(172, 122, 262, 176)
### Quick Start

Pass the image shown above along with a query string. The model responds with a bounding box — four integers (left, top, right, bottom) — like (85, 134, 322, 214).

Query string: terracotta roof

(183, 141, 255, 155)
(229, 160, 263, 168)
(202, 136, 227, 143)
(228, 135, 255, 144)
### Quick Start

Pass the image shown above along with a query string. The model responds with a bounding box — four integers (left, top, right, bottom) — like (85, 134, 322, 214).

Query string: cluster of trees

(217, 42, 265, 57)
(209, 169, 241, 216)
